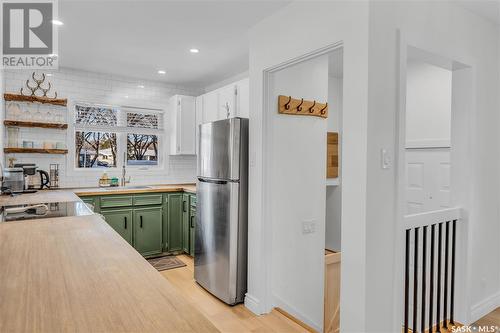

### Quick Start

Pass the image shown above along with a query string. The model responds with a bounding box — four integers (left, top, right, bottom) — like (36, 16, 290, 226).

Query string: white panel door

(405, 148, 450, 214)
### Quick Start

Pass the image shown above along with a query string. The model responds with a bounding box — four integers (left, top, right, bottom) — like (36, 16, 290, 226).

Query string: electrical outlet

(302, 220, 316, 234)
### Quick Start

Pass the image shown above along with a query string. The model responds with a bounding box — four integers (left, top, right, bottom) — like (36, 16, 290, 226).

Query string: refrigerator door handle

(197, 177, 229, 185)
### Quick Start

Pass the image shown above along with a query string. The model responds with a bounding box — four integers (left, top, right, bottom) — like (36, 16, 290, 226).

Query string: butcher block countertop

(0, 213, 217, 333)
(73, 183, 196, 196)
(0, 189, 81, 206)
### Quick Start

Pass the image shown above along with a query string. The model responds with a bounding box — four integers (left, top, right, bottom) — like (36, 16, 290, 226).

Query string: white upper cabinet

(202, 90, 219, 123)
(235, 78, 249, 119)
(197, 77, 249, 124)
(218, 84, 237, 119)
(169, 95, 196, 155)
(195, 95, 203, 155)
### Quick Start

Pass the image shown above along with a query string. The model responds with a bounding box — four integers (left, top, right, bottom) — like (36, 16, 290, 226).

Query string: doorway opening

(262, 44, 344, 333)
(397, 44, 472, 332)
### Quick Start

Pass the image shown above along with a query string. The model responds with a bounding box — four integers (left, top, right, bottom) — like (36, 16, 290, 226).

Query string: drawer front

(100, 195, 133, 208)
(133, 194, 163, 206)
(81, 197, 95, 206)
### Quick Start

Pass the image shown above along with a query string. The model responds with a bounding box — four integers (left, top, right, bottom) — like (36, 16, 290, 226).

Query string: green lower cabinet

(167, 193, 183, 252)
(133, 207, 163, 256)
(81, 196, 100, 213)
(101, 208, 133, 245)
(189, 207, 196, 257)
(182, 194, 190, 254)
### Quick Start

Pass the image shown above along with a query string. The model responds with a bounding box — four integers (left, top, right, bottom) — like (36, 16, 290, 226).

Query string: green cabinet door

(133, 207, 163, 256)
(189, 207, 196, 257)
(101, 208, 133, 245)
(182, 193, 190, 253)
(162, 194, 169, 251)
(167, 193, 183, 252)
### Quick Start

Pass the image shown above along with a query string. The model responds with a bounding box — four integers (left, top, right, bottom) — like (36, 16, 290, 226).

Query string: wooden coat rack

(278, 95, 328, 119)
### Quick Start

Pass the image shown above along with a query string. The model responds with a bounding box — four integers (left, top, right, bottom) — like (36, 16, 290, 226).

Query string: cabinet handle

(124, 216, 127, 229)
(190, 215, 195, 228)
(183, 200, 187, 212)
(140, 215, 143, 228)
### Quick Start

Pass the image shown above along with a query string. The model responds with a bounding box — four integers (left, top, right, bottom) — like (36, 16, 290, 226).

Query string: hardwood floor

(474, 307, 500, 326)
(160, 255, 308, 333)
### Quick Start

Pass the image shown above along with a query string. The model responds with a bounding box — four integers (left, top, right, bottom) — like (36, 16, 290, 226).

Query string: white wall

(406, 60, 452, 147)
(325, 75, 343, 252)
(366, 1, 500, 330)
(247, 1, 370, 332)
(2, 68, 201, 188)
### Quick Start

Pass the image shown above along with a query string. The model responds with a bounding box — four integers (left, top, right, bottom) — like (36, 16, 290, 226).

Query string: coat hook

(284, 96, 292, 110)
(297, 98, 304, 112)
(309, 100, 316, 113)
(320, 102, 328, 115)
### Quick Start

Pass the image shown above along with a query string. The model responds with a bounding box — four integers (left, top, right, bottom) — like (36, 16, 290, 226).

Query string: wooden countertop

(0, 190, 81, 206)
(73, 183, 196, 196)
(0, 214, 218, 333)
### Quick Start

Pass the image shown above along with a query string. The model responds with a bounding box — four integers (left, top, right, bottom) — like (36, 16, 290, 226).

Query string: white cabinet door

(195, 95, 203, 155)
(218, 84, 236, 119)
(235, 78, 249, 119)
(169, 95, 196, 155)
(202, 91, 219, 123)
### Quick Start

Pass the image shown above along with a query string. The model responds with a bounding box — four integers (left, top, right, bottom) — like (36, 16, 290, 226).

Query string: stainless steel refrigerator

(195, 117, 248, 305)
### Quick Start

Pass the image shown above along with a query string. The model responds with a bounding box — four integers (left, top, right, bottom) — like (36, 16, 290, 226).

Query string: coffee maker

(13, 164, 50, 192)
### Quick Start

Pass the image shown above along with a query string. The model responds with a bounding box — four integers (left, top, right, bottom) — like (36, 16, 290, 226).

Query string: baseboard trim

(275, 307, 318, 333)
(244, 293, 262, 315)
(470, 291, 500, 323)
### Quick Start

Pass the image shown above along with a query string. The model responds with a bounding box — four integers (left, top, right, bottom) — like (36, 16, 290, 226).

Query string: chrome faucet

(121, 152, 131, 186)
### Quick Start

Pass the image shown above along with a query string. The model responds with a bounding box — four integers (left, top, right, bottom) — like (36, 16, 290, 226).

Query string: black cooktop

(0, 201, 93, 222)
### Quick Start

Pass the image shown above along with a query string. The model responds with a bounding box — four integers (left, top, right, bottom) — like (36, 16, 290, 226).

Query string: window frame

(67, 100, 169, 177)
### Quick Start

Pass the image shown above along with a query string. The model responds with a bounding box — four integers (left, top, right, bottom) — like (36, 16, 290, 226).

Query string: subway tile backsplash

(2, 68, 202, 188)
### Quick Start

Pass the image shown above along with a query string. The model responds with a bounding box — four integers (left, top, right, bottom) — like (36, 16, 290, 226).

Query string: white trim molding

(470, 291, 500, 324)
(244, 293, 262, 315)
(406, 139, 451, 149)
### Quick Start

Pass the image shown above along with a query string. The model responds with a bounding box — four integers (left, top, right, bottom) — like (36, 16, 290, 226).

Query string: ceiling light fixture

(51, 19, 64, 26)
(157, 70, 166, 75)
(189, 48, 199, 53)
(138, 84, 145, 88)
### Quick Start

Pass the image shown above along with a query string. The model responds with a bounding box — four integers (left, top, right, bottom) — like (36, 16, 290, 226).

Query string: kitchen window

(74, 103, 163, 169)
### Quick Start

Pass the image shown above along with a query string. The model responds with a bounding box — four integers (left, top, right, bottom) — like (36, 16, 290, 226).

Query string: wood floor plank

(161, 255, 308, 333)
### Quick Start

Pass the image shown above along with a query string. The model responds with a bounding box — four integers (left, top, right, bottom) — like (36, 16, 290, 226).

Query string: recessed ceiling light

(124, 95, 129, 99)
(51, 19, 64, 26)
(46, 73, 53, 77)
(137, 84, 145, 88)
(157, 70, 166, 75)
(189, 48, 199, 54)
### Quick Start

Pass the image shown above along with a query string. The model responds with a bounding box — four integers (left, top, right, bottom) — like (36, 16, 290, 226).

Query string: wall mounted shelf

(4, 148, 68, 154)
(4, 120, 68, 129)
(4, 93, 67, 107)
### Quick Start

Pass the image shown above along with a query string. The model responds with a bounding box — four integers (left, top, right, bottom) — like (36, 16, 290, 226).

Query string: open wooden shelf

(4, 93, 67, 106)
(4, 120, 68, 129)
(4, 148, 68, 154)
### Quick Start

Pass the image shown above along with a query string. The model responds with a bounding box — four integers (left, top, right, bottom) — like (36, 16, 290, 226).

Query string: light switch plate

(381, 149, 392, 169)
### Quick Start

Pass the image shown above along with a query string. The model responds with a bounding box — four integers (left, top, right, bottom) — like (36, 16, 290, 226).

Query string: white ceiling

(456, 0, 500, 25)
(58, 1, 289, 88)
